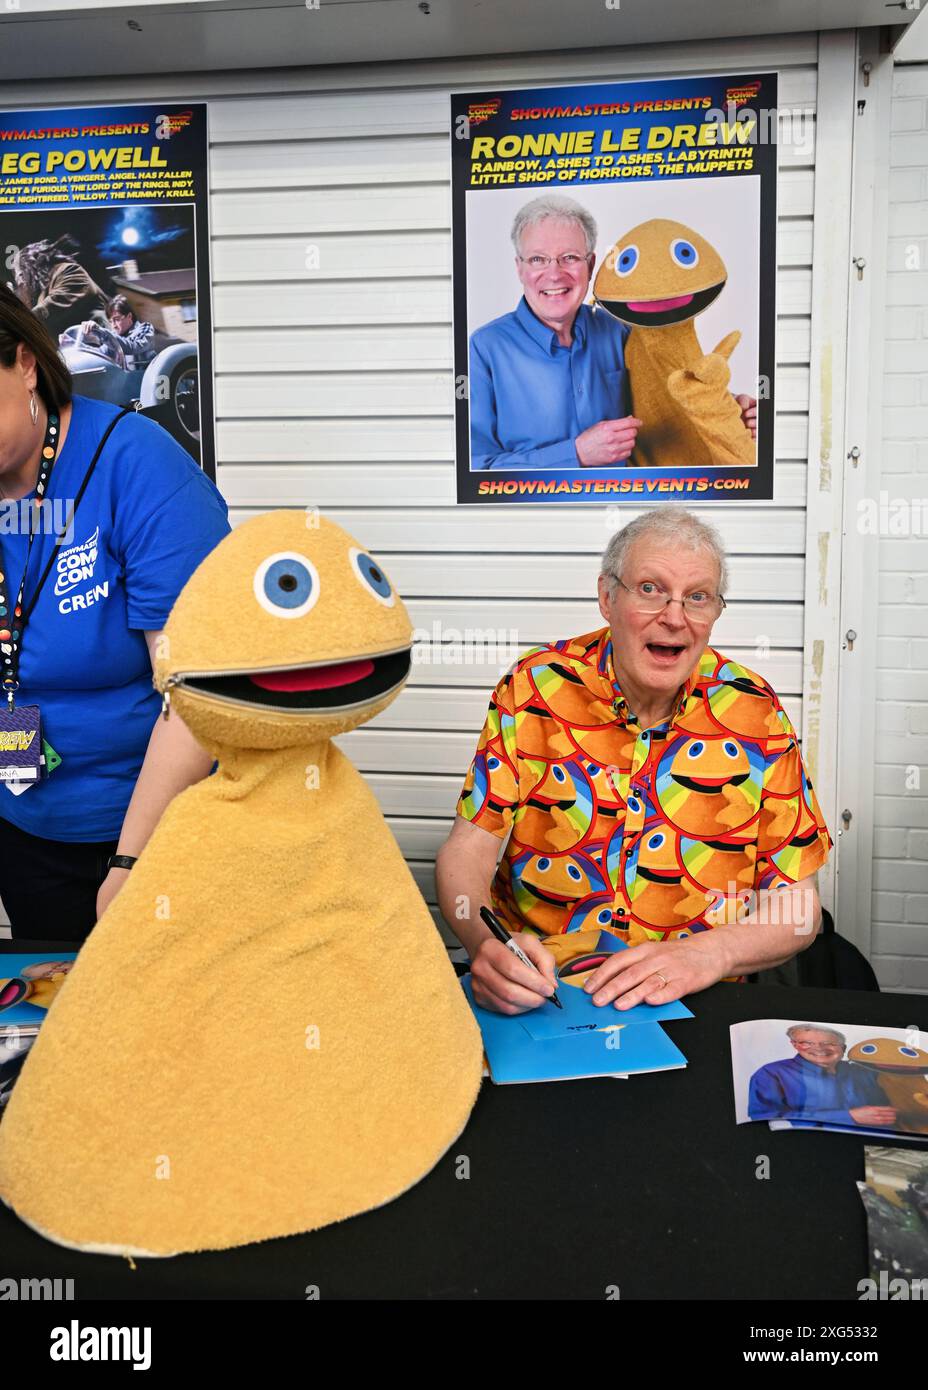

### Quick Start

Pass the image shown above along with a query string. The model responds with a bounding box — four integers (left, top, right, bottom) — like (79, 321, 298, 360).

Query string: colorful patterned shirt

(456, 626, 833, 947)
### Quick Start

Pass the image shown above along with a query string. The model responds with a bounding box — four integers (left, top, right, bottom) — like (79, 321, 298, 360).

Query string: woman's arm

(95, 630, 215, 919)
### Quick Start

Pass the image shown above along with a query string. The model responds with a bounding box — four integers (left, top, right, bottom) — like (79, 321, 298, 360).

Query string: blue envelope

(462, 975, 689, 1085)
(519, 982, 693, 1041)
(517, 929, 694, 1041)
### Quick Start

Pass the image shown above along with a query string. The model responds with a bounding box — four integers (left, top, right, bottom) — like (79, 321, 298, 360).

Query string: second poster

(452, 72, 778, 505)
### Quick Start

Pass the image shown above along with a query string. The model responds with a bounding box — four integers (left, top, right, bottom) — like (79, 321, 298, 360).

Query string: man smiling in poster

(468, 193, 757, 472)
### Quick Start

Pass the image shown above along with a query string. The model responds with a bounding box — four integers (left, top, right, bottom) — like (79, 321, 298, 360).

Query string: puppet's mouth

(558, 953, 612, 978)
(595, 281, 724, 327)
(637, 866, 682, 885)
(249, 660, 375, 693)
(0, 978, 28, 1009)
(671, 771, 749, 792)
(169, 646, 411, 714)
(628, 294, 693, 312)
(557, 952, 612, 985)
(522, 883, 578, 907)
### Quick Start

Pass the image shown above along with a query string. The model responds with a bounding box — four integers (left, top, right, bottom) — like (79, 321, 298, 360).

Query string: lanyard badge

(0, 703, 43, 783)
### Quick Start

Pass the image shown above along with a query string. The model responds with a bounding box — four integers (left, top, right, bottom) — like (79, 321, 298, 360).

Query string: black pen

(479, 906, 563, 1009)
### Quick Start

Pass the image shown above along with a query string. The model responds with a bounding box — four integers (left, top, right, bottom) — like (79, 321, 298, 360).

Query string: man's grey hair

(511, 195, 597, 258)
(787, 1024, 846, 1047)
(600, 506, 729, 598)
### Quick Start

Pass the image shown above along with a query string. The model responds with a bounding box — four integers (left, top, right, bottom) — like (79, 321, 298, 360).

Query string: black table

(1, 939, 925, 1301)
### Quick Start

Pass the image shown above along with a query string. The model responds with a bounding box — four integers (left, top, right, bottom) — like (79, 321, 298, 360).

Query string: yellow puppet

(593, 217, 756, 470)
(847, 1038, 928, 1135)
(0, 512, 483, 1257)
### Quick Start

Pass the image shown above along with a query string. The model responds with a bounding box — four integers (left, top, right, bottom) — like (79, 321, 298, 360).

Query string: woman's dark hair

(0, 281, 72, 413)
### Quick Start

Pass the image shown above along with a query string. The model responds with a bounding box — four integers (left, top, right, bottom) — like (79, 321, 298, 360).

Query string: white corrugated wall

(1, 34, 823, 941)
(871, 60, 928, 992)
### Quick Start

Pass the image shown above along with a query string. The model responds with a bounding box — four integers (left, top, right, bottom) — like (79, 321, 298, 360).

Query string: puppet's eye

(254, 552, 320, 618)
(900, 1046, 919, 1058)
(614, 244, 638, 275)
(860, 1043, 878, 1055)
(670, 238, 699, 268)
(647, 832, 665, 851)
(350, 548, 395, 606)
(687, 741, 705, 758)
(723, 741, 740, 759)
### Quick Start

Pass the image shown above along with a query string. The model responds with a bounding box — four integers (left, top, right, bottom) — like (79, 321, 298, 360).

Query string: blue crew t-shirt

(0, 395, 230, 842)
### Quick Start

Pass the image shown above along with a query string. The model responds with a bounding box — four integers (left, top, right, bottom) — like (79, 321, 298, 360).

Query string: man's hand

(580, 934, 731, 1009)
(96, 865, 131, 922)
(576, 416, 642, 467)
(734, 394, 757, 440)
(850, 1106, 897, 1127)
(470, 932, 557, 1015)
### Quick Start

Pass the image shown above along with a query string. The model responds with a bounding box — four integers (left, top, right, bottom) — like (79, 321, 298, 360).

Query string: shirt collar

(515, 295, 587, 357)
(594, 627, 702, 726)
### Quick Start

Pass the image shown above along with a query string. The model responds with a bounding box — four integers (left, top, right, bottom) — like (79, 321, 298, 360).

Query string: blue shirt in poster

(747, 1054, 892, 1128)
(0, 394, 230, 842)
(468, 297, 631, 471)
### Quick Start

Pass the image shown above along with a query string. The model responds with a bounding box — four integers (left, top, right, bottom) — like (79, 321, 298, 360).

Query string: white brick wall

(873, 63, 928, 992)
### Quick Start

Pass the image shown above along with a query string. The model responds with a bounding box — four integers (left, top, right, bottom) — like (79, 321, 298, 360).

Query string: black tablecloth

(1, 939, 925, 1300)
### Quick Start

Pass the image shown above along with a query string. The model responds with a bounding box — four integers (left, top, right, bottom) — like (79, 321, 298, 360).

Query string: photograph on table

(451, 71, 777, 504)
(731, 1019, 928, 1139)
(858, 1146, 928, 1285)
(0, 954, 76, 1027)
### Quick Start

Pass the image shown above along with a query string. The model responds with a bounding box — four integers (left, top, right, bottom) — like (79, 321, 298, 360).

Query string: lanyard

(0, 403, 133, 710)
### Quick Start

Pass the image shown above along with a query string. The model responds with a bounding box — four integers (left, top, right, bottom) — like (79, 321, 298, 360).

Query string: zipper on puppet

(161, 674, 180, 720)
(158, 644, 410, 721)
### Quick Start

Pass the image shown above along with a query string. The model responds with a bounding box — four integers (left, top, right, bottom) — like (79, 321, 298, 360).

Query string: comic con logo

(155, 110, 193, 140)
(725, 82, 762, 104)
(55, 527, 109, 614)
(467, 98, 502, 126)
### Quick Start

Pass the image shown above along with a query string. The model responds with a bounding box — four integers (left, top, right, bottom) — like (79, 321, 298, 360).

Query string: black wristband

(107, 854, 137, 873)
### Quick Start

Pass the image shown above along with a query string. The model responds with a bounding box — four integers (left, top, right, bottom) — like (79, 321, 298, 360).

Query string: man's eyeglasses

(611, 576, 726, 622)
(794, 1040, 843, 1052)
(518, 253, 589, 271)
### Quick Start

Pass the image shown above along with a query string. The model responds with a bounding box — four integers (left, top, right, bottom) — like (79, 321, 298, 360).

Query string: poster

(451, 73, 778, 505)
(0, 103, 214, 476)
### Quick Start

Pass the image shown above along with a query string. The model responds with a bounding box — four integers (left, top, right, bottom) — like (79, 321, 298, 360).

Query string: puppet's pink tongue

(249, 659, 374, 692)
(628, 294, 693, 311)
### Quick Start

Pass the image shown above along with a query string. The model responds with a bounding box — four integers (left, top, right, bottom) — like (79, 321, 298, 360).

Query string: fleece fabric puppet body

(593, 218, 756, 471)
(0, 512, 483, 1256)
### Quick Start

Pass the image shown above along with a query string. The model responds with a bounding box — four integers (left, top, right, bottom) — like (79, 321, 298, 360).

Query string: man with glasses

(436, 506, 833, 1013)
(748, 1026, 897, 1128)
(468, 194, 756, 471)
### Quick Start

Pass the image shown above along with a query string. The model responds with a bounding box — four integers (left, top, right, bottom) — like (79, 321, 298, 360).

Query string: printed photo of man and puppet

(452, 73, 778, 504)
